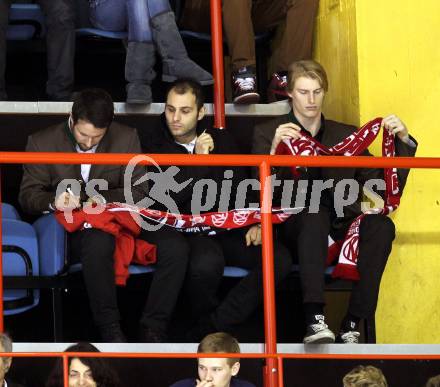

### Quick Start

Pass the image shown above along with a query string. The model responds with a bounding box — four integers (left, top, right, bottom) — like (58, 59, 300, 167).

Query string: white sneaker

(339, 330, 361, 344)
(303, 317, 335, 344)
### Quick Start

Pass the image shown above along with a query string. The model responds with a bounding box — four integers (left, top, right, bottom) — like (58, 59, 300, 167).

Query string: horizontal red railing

(1, 152, 439, 387)
(2, 351, 440, 387)
(0, 152, 439, 169)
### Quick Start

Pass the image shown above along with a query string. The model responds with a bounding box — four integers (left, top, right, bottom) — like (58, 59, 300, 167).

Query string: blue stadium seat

(2, 203, 20, 220)
(75, 28, 128, 40)
(7, 3, 46, 41)
(1, 204, 40, 315)
(33, 214, 66, 276)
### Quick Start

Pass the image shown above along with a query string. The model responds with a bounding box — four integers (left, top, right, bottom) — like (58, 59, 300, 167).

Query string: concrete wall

(315, 0, 440, 343)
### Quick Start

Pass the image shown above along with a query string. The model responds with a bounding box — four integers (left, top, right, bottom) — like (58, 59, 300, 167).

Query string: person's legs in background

(125, 0, 158, 103)
(38, 0, 76, 101)
(0, 0, 11, 100)
(90, 0, 156, 104)
(267, 0, 319, 102)
(222, 0, 260, 103)
(149, 0, 213, 86)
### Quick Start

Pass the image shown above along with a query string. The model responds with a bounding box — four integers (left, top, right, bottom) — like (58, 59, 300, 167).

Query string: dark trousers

(280, 213, 395, 319)
(70, 227, 189, 332)
(0, 0, 75, 99)
(184, 228, 292, 330)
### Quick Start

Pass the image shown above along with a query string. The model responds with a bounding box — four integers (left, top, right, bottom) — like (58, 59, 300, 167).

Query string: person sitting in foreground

(343, 365, 388, 387)
(170, 332, 255, 387)
(45, 342, 121, 387)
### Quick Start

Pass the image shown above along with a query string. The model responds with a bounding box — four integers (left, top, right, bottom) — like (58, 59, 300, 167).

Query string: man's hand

(245, 224, 262, 246)
(196, 378, 214, 387)
(270, 123, 302, 155)
(382, 115, 409, 142)
(85, 195, 106, 205)
(195, 131, 214, 154)
(54, 191, 81, 211)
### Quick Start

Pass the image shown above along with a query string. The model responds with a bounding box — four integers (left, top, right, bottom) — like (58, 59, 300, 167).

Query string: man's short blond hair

(287, 60, 329, 92)
(343, 365, 388, 387)
(197, 332, 240, 367)
(426, 374, 440, 387)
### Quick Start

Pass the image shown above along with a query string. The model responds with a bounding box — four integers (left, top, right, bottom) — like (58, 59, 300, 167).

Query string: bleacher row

(0, 105, 376, 344)
(5, 1, 270, 103)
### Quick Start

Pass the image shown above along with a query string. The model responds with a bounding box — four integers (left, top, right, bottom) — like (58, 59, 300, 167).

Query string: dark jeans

(0, 0, 75, 99)
(280, 212, 395, 319)
(70, 226, 188, 333)
(184, 228, 292, 330)
(89, 0, 170, 42)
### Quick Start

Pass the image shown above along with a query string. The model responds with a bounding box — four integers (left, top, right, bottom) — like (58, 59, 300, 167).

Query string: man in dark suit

(252, 60, 417, 344)
(19, 88, 188, 342)
(0, 333, 25, 387)
(144, 79, 292, 339)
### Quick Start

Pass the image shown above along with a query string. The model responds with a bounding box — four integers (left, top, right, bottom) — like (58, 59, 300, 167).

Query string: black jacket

(143, 114, 248, 215)
(252, 113, 418, 236)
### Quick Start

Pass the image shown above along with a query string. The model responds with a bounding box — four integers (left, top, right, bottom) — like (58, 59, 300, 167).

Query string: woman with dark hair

(46, 343, 121, 387)
(87, 0, 213, 104)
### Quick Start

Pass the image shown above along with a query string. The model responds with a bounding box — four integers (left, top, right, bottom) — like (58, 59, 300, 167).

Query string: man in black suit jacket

(0, 333, 25, 387)
(19, 89, 188, 342)
(252, 60, 417, 344)
(144, 79, 292, 339)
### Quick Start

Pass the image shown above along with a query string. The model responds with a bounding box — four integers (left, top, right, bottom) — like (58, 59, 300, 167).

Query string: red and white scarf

(276, 116, 401, 280)
(57, 117, 399, 281)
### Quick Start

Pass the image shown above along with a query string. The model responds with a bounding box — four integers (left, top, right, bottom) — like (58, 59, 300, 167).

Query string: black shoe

(99, 322, 127, 343)
(0, 90, 7, 101)
(138, 325, 168, 343)
(232, 66, 260, 104)
(303, 315, 335, 344)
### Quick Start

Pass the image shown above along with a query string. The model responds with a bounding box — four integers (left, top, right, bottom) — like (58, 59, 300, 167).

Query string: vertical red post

(277, 356, 284, 387)
(63, 354, 69, 387)
(210, 0, 226, 129)
(0, 167, 4, 332)
(259, 161, 278, 387)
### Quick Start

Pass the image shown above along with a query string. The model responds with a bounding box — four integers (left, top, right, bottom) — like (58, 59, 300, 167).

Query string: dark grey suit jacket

(252, 113, 418, 233)
(19, 121, 148, 215)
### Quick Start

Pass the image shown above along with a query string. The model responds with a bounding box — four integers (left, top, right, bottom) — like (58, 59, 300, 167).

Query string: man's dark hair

(71, 88, 114, 129)
(166, 78, 205, 110)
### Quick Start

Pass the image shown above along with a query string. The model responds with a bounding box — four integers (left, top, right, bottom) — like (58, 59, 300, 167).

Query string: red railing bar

(0, 152, 439, 169)
(259, 161, 278, 387)
(279, 354, 440, 360)
(277, 357, 284, 387)
(3, 352, 440, 360)
(210, 0, 226, 129)
(0, 167, 3, 333)
(63, 354, 69, 387)
(0, 352, 279, 359)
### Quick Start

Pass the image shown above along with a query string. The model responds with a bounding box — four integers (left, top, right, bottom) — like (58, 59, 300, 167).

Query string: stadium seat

(1, 203, 40, 315)
(7, 3, 46, 41)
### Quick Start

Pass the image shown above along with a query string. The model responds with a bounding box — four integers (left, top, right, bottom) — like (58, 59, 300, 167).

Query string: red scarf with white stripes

(276, 116, 400, 279)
